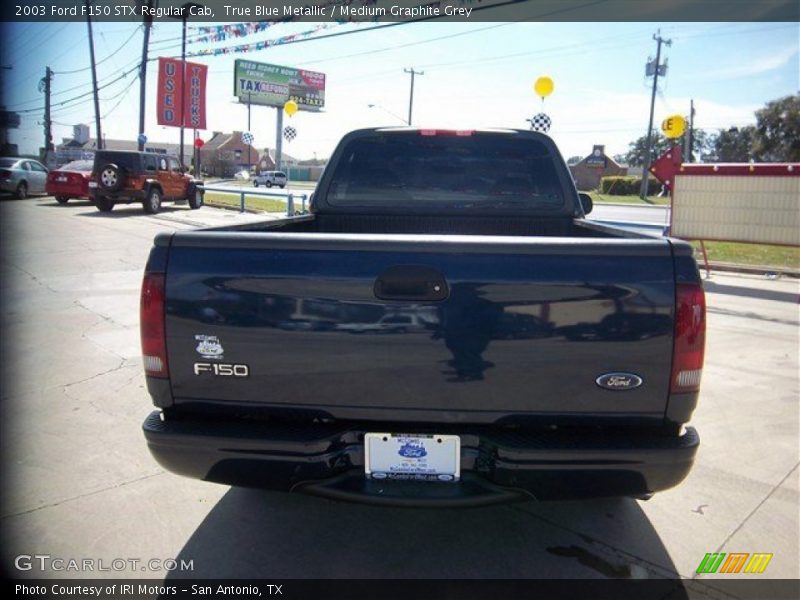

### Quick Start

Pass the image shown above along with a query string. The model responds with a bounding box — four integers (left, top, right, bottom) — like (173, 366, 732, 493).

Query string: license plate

(88, 181, 98, 188)
(57, 176, 68, 182)
(364, 433, 460, 482)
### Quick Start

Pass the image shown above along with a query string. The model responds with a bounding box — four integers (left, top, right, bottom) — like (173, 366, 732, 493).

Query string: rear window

(94, 152, 141, 172)
(326, 132, 566, 211)
(61, 160, 93, 171)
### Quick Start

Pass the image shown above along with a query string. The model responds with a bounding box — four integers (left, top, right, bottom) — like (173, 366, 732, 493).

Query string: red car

(46, 159, 93, 204)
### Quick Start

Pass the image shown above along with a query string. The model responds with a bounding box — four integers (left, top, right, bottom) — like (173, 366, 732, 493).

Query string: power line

(15, 62, 141, 114)
(52, 25, 141, 75)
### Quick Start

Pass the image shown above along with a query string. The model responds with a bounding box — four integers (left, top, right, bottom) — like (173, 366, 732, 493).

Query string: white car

(0, 157, 49, 199)
(254, 171, 287, 188)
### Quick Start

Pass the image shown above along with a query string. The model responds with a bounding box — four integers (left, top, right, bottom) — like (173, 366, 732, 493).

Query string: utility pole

(85, 0, 103, 150)
(404, 68, 424, 126)
(247, 91, 251, 171)
(640, 31, 671, 199)
(137, 0, 155, 151)
(41, 67, 53, 163)
(685, 99, 696, 163)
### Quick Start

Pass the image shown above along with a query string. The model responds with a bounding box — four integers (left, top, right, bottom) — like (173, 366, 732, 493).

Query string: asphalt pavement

(0, 197, 797, 588)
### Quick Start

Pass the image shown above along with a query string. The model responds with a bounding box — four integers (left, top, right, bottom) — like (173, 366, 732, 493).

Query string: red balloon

(194, 138, 205, 149)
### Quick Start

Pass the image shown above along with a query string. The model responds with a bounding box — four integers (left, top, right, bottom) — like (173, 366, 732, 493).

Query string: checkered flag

(528, 113, 552, 133)
(283, 126, 297, 142)
(241, 131, 254, 145)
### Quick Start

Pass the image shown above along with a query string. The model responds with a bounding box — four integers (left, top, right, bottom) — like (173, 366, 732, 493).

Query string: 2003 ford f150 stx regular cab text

(141, 128, 705, 506)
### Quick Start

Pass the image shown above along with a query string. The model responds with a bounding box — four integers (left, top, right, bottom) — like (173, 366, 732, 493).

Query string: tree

(566, 155, 583, 166)
(753, 94, 800, 162)
(688, 129, 716, 162)
(619, 132, 673, 166)
(708, 126, 756, 162)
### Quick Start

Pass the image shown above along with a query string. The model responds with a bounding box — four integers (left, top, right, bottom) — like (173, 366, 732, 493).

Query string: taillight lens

(0, 169, 10, 179)
(140, 272, 168, 378)
(671, 283, 706, 393)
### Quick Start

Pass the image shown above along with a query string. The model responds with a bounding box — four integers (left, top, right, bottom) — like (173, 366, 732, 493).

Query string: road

(0, 196, 797, 587)
(590, 203, 670, 226)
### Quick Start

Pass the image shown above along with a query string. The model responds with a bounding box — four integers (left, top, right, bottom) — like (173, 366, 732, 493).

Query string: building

(55, 124, 193, 166)
(255, 148, 300, 174)
(568, 144, 627, 191)
(198, 131, 260, 178)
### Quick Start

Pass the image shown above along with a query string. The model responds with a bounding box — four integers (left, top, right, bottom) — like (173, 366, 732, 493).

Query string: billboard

(156, 58, 208, 129)
(234, 60, 325, 110)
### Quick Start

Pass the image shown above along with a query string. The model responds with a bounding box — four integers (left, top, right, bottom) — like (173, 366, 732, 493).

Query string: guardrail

(201, 184, 309, 216)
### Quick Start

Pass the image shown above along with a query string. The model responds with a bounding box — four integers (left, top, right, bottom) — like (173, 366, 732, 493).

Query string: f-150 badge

(195, 334, 224, 360)
(596, 372, 643, 390)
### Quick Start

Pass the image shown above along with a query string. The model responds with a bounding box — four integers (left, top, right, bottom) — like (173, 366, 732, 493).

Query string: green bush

(600, 176, 659, 195)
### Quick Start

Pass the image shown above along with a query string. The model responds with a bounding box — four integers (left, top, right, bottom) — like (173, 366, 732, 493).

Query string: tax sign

(157, 58, 208, 130)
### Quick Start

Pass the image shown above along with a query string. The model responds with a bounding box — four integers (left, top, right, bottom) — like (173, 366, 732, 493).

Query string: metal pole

(179, 12, 187, 167)
(86, 0, 103, 150)
(640, 32, 670, 199)
(137, 0, 153, 151)
(687, 99, 695, 163)
(275, 107, 283, 171)
(404, 68, 424, 126)
(247, 92, 251, 174)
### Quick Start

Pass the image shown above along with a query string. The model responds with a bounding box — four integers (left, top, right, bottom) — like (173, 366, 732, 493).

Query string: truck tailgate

(164, 232, 677, 424)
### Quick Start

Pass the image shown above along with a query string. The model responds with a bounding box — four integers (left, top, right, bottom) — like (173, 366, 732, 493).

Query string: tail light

(670, 282, 706, 393)
(0, 169, 10, 179)
(140, 272, 169, 378)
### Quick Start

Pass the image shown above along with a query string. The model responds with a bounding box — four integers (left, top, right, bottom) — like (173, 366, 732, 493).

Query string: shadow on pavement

(166, 487, 686, 584)
(37, 199, 94, 208)
(74, 205, 190, 218)
(704, 281, 799, 305)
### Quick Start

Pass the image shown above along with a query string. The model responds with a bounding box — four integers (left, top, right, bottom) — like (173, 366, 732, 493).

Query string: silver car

(0, 157, 49, 199)
(253, 170, 287, 188)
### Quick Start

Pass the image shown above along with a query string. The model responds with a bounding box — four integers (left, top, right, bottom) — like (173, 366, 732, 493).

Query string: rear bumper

(143, 411, 699, 506)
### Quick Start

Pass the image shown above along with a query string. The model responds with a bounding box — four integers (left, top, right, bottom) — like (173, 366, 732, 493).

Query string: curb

(702, 261, 800, 279)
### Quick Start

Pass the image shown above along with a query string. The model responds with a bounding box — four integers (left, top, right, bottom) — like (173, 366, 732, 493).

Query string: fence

(201, 183, 309, 217)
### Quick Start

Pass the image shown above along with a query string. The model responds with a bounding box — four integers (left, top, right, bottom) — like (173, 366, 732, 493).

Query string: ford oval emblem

(596, 372, 643, 390)
(398, 442, 427, 459)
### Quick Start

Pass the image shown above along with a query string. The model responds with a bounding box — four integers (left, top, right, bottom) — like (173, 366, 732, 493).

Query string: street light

(367, 103, 408, 125)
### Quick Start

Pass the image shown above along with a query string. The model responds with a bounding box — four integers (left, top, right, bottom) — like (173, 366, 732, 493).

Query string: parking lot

(1, 196, 797, 588)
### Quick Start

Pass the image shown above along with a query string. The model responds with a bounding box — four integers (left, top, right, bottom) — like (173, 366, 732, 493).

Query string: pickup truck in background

(141, 128, 705, 506)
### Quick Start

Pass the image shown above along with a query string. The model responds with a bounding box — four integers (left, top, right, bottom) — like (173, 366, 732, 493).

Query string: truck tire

(266, 181, 273, 188)
(143, 187, 162, 214)
(188, 187, 203, 209)
(15, 182, 28, 199)
(254, 181, 259, 187)
(95, 196, 114, 212)
(55, 196, 69, 204)
(98, 163, 124, 192)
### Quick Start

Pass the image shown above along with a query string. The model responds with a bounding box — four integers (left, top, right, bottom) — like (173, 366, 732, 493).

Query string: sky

(2, 19, 798, 162)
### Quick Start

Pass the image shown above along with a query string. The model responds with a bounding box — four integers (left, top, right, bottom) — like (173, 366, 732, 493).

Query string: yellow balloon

(661, 114, 686, 139)
(284, 100, 298, 117)
(534, 76, 554, 98)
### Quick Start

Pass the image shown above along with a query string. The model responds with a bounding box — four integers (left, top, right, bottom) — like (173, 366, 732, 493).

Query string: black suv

(89, 150, 203, 214)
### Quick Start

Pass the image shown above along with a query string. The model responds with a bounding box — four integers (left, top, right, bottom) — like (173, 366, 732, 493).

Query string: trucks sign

(233, 60, 325, 110)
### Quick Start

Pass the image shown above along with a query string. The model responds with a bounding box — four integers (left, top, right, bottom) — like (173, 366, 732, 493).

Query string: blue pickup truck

(141, 128, 705, 506)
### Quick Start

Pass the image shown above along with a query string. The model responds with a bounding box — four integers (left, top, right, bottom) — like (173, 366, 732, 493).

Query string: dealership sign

(233, 59, 325, 110)
(156, 58, 208, 129)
